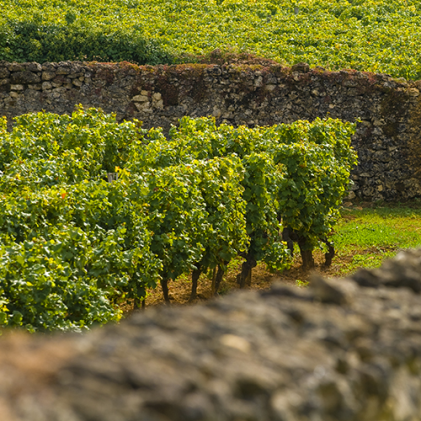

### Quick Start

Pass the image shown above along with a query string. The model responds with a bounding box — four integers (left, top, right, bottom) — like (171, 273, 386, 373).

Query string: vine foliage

(0, 108, 356, 332)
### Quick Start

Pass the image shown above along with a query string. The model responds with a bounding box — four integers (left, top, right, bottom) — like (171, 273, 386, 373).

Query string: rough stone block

(0, 68, 10, 78)
(41, 81, 52, 90)
(132, 94, 148, 102)
(291, 62, 310, 73)
(11, 71, 41, 84)
(42, 71, 56, 81)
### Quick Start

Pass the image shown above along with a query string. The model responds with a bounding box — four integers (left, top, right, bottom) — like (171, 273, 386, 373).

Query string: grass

(332, 204, 421, 275)
(127, 203, 421, 310)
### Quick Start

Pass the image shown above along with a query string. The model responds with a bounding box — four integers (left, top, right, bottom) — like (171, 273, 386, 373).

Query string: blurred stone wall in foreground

(1, 250, 421, 421)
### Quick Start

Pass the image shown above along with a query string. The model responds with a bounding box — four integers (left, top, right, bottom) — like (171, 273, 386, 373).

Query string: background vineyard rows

(0, 108, 356, 332)
(1, 0, 421, 79)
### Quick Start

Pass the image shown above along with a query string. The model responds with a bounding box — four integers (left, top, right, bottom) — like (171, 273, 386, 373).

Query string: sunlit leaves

(0, 108, 355, 332)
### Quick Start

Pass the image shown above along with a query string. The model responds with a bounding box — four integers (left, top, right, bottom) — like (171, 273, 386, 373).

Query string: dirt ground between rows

(125, 201, 415, 314)
(122, 249, 345, 315)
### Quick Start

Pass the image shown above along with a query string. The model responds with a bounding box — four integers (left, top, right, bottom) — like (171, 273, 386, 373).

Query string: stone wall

(2, 250, 421, 421)
(1, 60, 421, 201)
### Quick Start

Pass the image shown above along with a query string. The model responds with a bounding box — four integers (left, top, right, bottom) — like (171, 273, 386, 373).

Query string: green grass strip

(333, 205, 421, 274)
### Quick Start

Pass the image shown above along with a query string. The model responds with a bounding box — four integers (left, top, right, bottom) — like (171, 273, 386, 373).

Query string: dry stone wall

(2, 250, 421, 421)
(1, 60, 421, 201)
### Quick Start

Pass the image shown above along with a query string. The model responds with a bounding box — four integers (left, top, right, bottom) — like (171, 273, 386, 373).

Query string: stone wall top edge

(0, 60, 418, 87)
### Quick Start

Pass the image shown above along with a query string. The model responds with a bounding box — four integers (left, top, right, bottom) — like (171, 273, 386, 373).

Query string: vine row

(0, 107, 356, 332)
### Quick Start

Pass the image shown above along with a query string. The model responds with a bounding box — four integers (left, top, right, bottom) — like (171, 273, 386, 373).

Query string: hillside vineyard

(2, 0, 421, 79)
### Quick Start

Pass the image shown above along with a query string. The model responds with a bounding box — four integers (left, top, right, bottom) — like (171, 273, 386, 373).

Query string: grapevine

(0, 108, 356, 332)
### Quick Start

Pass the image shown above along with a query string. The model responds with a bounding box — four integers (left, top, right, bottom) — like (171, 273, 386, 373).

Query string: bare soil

(121, 249, 347, 316)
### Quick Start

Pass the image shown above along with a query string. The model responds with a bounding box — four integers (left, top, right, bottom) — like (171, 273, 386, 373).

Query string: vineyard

(1, 0, 421, 79)
(0, 108, 356, 332)
(2, 1, 421, 416)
